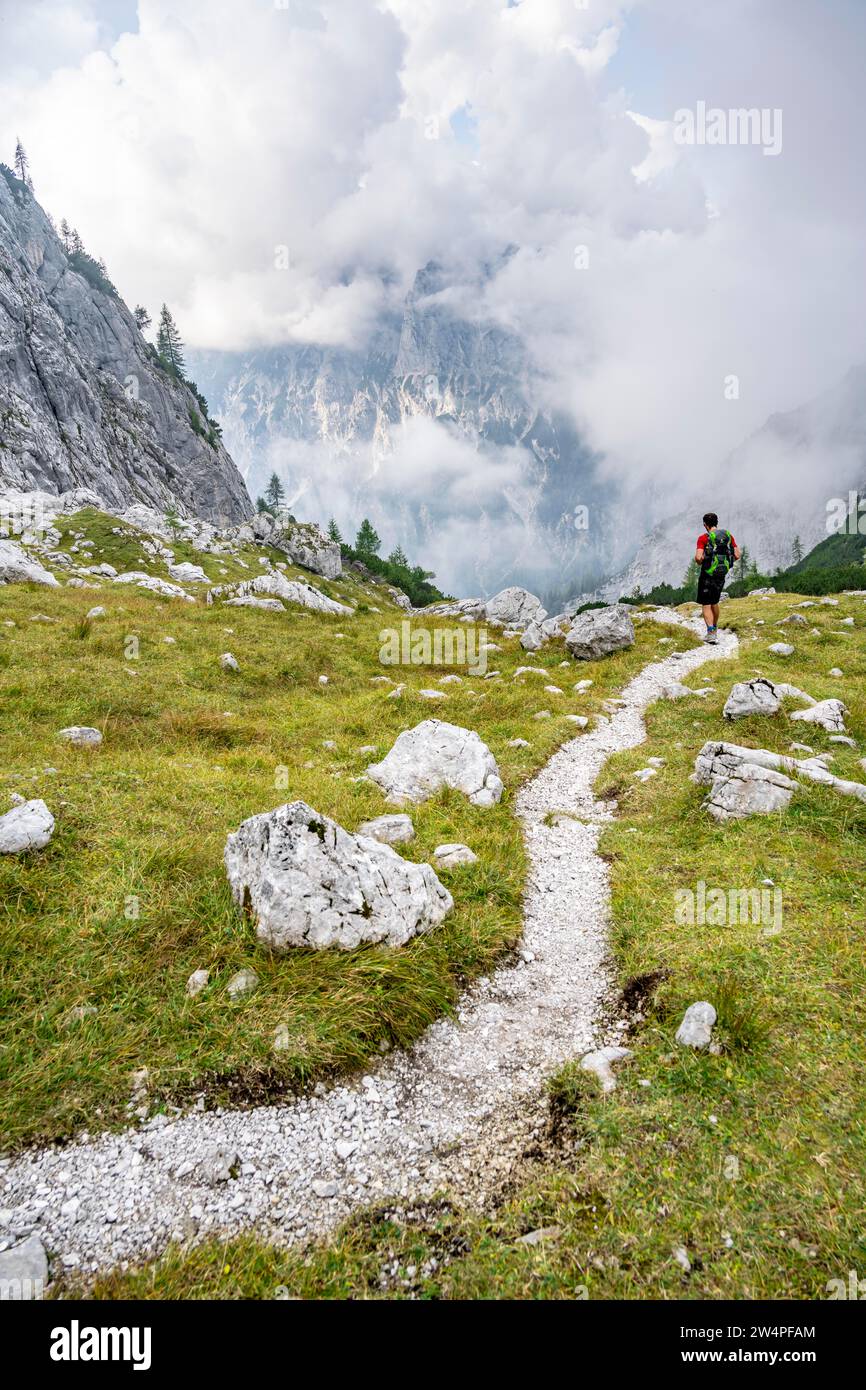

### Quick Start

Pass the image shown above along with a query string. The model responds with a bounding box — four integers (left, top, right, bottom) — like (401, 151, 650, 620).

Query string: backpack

(702, 528, 735, 578)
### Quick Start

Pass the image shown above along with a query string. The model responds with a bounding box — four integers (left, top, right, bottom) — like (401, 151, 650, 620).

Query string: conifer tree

(355, 518, 381, 556)
(327, 518, 343, 544)
(133, 305, 152, 332)
(264, 472, 285, 514)
(156, 304, 186, 376)
(13, 139, 33, 190)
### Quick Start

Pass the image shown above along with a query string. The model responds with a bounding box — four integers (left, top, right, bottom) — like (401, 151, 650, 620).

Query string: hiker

(695, 512, 739, 644)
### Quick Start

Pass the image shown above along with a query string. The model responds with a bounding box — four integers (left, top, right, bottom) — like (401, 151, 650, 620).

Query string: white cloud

(2, 0, 865, 535)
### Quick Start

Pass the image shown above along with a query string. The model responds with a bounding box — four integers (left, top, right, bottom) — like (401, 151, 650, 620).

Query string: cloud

(2, 0, 865, 547)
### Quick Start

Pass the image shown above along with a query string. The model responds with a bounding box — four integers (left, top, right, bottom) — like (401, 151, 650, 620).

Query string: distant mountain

(574, 367, 866, 605)
(189, 262, 624, 602)
(0, 166, 251, 526)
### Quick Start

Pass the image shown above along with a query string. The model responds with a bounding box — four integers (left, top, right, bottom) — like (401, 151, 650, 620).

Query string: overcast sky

(2, 0, 865, 490)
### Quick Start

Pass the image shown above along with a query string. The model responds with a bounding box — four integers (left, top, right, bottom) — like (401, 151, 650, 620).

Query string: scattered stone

(168, 562, 209, 584)
(672, 1246, 692, 1274)
(219, 652, 239, 672)
(0, 799, 55, 853)
(356, 814, 415, 845)
(829, 668, 843, 678)
(508, 738, 531, 748)
(580, 1045, 632, 1093)
(224, 801, 453, 950)
(516, 1227, 562, 1247)
(768, 643, 794, 657)
(57, 726, 102, 748)
(433, 843, 478, 868)
(226, 968, 260, 1000)
(200, 1148, 238, 1183)
(367, 720, 503, 807)
(85, 605, 106, 620)
(790, 699, 847, 733)
(565, 715, 589, 727)
(675, 1001, 717, 1049)
(186, 969, 210, 998)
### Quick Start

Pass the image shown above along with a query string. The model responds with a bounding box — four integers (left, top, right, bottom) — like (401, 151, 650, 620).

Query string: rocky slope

(0, 167, 252, 527)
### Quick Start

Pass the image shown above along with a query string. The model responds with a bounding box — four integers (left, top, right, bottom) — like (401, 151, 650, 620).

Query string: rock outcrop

(0, 168, 251, 526)
(224, 800, 453, 950)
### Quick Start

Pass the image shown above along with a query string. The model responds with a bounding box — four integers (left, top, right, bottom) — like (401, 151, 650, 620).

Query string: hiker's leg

(712, 603, 720, 627)
(702, 604, 715, 630)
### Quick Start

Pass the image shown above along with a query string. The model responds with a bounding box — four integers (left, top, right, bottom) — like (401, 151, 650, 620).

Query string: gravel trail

(0, 613, 737, 1279)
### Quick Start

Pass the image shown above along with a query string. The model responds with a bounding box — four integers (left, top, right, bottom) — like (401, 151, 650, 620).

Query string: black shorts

(697, 571, 724, 605)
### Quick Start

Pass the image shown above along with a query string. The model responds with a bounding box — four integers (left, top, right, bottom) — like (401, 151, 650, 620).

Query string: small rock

(220, 652, 239, 672)
(226, 967, 259, 1000)
(433, 843, 478, 868)
(580, 1045, 632, 1093)
(57, 726, 102, 748)
(186, 969, 210, 997)
(675, 1001, 717, 1049)
(357, 813, 415, 845)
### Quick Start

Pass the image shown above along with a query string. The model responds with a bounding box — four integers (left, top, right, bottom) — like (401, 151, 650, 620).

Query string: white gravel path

(0, 612, 737, 1280)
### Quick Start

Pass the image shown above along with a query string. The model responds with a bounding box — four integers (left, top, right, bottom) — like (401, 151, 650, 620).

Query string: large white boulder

(723, 678, 781, 720)
(484, 587, 545, 631)
(366, 719, 504, 807)
(0, 799, 55, 853)
(0, 539, 60, 587)
(790, 699, 847, 733)
(224, 800, 452, 951)
(168, 561, 210, 584)
(565, 605, 635, 661)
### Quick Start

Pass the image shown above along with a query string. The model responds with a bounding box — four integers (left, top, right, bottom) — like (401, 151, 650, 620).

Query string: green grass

(71, 591, 866, 1300)
(0, 518, 668, 1149)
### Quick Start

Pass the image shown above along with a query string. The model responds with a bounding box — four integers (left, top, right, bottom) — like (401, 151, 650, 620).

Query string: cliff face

(0, 168, 252, 527)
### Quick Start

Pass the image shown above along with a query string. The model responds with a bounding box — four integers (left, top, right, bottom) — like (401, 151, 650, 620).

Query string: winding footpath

(0, 613, 737, 1281)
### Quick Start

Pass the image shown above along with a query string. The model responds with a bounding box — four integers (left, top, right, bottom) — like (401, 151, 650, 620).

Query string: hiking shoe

(705, 629, 718, 645)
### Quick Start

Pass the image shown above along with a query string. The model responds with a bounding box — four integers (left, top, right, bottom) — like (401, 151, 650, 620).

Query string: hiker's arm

(695, 546, 704, 563)
(733, 545, 740, 560)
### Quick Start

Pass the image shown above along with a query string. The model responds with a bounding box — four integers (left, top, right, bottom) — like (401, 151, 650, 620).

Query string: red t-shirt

(697, 532, 736, 551)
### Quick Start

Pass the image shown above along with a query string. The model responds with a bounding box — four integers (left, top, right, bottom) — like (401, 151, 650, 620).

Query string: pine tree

(264, 473, 285, 514)
(791, 535, 803, 565)
(327, 518, 343, 544)
(256, 496, 270, 514)
(13, 139, 33, 190)
(355, 518, 381, 556)
(69, 227, 84, 255)
(133, 305, 152, 332)
(59, 218, 72, 253)
(388, 544, 408, 568)
(156, 304, 186, 376)
(736, 545, 751, 580)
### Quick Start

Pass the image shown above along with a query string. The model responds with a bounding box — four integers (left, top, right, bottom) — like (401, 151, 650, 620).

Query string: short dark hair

(703, 511, 718, 529)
